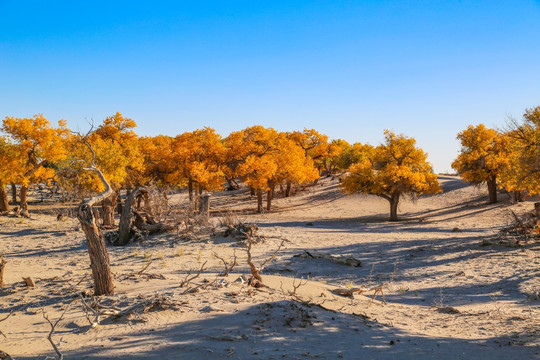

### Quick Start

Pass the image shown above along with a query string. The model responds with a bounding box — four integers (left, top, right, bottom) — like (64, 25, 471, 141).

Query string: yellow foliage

(499, 107, 540, 195)
(452, 124, 508, 185)
(341, 131, 441, 220)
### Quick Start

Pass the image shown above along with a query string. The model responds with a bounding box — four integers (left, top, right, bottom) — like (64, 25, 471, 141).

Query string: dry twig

(41, 303, 71, 360)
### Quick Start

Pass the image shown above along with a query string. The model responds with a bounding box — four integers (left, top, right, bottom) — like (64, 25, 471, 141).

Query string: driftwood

(293, 251, 362, 267)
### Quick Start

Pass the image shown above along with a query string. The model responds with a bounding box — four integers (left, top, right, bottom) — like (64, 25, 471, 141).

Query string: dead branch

(41, 303, 71, 360)
(213, 251, 237, 277)
(80, 296, 121, 330)
(332, 284, 388, 304)
(293, 251, 361, 267)
(246, 239, 285, 287)
(180, 261, 207, 288)
(0, 253, 5, 288)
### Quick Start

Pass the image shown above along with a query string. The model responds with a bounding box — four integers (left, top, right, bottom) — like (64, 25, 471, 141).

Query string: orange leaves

(224, 126, 319, 192)
(341, 131, 441, 219)
(452, 124, 508, 186)
(499, 106, 540, 195)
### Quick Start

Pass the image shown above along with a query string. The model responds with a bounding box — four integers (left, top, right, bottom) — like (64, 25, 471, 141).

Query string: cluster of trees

(452, 106, 540, 204)
(0, 113, 348, 217)
(0, 112, 446, 222)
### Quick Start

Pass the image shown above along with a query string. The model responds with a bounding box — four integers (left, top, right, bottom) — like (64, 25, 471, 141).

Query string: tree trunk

(188, 178, 193, 202)
(389, 192, 400, 221)
(19, 185, 29, 218)
(514, 191, 523, 203)
(266, 189, 272, 211)
(78, 161, 115, 296)
(256, 189, 263, 213)
(118, 187, 149, 246)
(101, 191, 118, 227)
(199, 193, 210, 219)
(10, 182, 17, 204)
(0, 186, 9, 212)
(250, 187, 256, 197)
(535, 202, 540, 219)
(285, 182, 292, 197)
(487, 176, 498, 204)
(78, 203, 115, 295)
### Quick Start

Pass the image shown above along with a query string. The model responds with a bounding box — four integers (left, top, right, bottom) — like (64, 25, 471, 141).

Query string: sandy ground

(0, 176, 539, 359)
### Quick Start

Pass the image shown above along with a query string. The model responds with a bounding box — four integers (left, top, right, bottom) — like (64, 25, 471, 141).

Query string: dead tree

(77, 137, 115, 296)
(118, 187, 149, 246)
(117, 187, 173, 246)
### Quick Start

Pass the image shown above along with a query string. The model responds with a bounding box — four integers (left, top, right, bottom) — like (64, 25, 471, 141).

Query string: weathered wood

(10, 182, 17, 204)
(22, 276, 35, 287)
(0, 186, 9, 212)
(256, 189, 263, 213)
(19, 185, 29, 218)
(293, 251, 362, 267)
(199, 193, 210, 218)
(118, 187, 149, 246)
(77, 146, 115, 295)
(0, 254, 5, 288)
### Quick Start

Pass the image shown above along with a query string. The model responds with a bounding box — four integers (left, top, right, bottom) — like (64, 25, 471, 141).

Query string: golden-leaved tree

(1, 114, 69, 217)
(452, 124, 508, 204)
(500, 106, 540, 197)
(225, 126, 319, 212)
(172, 127, 226, 202)
(341, 131, 441, 221)
(87, 113, 144, 226)
(0, 136, 22, 212)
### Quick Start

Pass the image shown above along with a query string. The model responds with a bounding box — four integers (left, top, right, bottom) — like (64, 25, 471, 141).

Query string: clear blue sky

(1, 0, 540, 172)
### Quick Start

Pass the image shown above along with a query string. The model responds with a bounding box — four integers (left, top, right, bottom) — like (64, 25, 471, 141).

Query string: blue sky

(1, 1, 540, 172)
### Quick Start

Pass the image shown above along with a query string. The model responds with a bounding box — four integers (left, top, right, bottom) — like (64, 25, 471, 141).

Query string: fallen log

(293, 251, 361, 267)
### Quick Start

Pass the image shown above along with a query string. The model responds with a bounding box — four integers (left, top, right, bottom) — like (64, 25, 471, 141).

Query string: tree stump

(199, 193, 210, 219)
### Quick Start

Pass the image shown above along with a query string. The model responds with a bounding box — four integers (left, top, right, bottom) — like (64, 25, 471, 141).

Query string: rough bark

(199, 193, 210, 218)
(0, 186, 9, 212)
(77, 163, 115, 296)
(256, 189, 263, 213)
(10, 182, 17, 204)
(0, 253, 5, 288)
(266, 187, 274, 211)
(487, 176, 498, 204)
(101, 191, 118, 228)
(118, 187, 149, 246)
(188, 178, 193, 202)
(285, 181, 292, 198)
(389, 192, 400, 221)
(19, 185, 29, 218)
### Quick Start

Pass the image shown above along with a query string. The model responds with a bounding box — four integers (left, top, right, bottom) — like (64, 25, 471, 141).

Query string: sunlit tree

(452, 124, 508, 204)
(341, 131, 441, 221)
(500, 106, 540, 196)
(1, 114, 68, 217)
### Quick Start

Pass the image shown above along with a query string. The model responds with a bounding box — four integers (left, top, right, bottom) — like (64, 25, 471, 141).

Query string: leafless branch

(42, 303, 71, 360)
(213, 251, 237, 277)
(180, 261, 207, 288)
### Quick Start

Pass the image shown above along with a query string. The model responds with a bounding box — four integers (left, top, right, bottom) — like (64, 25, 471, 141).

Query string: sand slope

(0, 176, 539, 359)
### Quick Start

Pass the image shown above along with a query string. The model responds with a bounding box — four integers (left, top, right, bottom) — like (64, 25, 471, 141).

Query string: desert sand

(0, 175, 539, 359)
